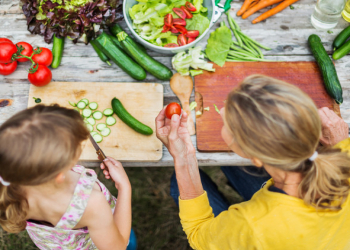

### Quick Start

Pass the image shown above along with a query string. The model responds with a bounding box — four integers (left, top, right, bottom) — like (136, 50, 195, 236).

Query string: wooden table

(1, 0, 350, 167)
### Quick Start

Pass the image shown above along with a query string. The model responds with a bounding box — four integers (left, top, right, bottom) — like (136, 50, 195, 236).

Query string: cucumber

(86, 123, 93, 132)
(51, 35, 65, 69)
(308, 34, 343, 104)
(333, 26, 350, 50)
(90, 39, 111, 66)
(95, 32, 147, 81)
(109, 24, 147, 53)
(87, 117, 96, 126)
(80, 98, 89, 105)
(93, 133, 103, 143)
(82, 108, 92, 118)
(108, 34, 125, 52)
(89, 102, 98, 110)
(93, 111, 103, 120)
(97, 123, 107, 131)
(333, 40, 350, 60)
(77, 101, 87, 109)
(103, 108, 114, 116)
(106, 116, 116, 126)
(101, 127, 111, 137)
(68, 101, 76, 107)
(117, 31, 173, 81)
(111, 98, 153, 135)
(91, 131, 98, 136)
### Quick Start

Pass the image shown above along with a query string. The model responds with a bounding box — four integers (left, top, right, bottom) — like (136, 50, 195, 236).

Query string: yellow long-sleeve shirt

(179, 140, 350, 250)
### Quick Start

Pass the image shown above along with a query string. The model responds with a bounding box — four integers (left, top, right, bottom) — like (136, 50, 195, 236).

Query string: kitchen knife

(89, 134, 107, 161)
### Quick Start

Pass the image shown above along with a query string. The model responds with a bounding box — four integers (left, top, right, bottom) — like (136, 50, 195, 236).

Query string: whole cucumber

(333, 40, 350, 60)
(90, 40, 111, 66)
(109, 24, 147, 53)
(333, 26, 350, 50)
(51, 35, 65, 69)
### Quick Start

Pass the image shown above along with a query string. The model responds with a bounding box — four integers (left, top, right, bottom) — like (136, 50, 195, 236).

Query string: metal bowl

(123, 0, 217, 54)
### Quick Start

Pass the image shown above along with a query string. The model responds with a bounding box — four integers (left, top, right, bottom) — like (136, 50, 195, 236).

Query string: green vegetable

(333, 40, 350, 60)
(117, 31, 173, 80)
(51, 35, 65, 69)
(90, 40, 111, 66)
(333, 26, 350, 50)
(68, 101, 76, 107)
(109, 24, 147, 53)
(190, 70, 203, 76)
(192, 0, 204, 13)
(112, 98, 153, 135)
(213, 104, 220, 114)
(33, 97, 41, 103)
(205, 25, 232, 67)
(189, 102, 197, 110)
(93, 133, 103, 143)
(186, 14, 210, 36)
(308, 34, 343, 104)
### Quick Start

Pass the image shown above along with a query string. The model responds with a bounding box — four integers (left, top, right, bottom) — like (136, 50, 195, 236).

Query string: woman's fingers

(180, 110, 188, 128)
(155, 107, 167, 130)
(169, 114, 181, 141)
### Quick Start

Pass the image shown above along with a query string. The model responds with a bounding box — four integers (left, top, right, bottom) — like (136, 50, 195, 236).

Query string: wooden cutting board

(28, 82, 163, 161)
(194, 62, 340, 152)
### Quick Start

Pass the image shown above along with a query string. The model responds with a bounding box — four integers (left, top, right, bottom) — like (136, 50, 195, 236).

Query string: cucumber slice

(101, 127, 111, 137)
(86, 124, 93, 132)
(106, 116, 116, 126)
(84, 119, 89, 124)
(73, 108, 80, 113)
(82, 109, 92, 118)
(68, 101, 76, 107)
(90, 131, 98, 136)
(87, 117, 96, 126)
(93, 133, 103, 143)
(103, 108, 114, 116)
(97, 123, 107, 131)
(92, 111, 103, 120)
(80, 98, 89, 105)
(89, 102, 98, 110)
(77, 101, 86, 109)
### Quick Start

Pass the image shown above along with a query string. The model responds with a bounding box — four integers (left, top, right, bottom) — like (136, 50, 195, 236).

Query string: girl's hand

(100, 157, 130, 190)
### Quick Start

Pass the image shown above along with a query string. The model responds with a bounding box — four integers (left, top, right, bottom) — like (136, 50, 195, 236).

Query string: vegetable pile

(332, 26, 350, 61)
(129, 0, 209, 47)
(20, 0, 123, 44)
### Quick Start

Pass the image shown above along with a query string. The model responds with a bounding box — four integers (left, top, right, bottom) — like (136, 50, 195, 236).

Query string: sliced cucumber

(87, 117, 96, 126)
(86, 123, 93, 132)
(93, 133, 103, 143)
(91, 131, 98, 136)
(103, 108, 114, 116)
(77, 101, 87, 109)
(73, 108, 80, 113)
(80, 98, 89, 105)
(68, 101, 76, 107)
(89, 102, 98, 110)
(97, 123, 107, 131)
(101, 127, 111, 137)
(106, 116, 116, 126)
(84, 119, 89, 124)
(82, 108, 92, 118)
(92, 111, 103, 120)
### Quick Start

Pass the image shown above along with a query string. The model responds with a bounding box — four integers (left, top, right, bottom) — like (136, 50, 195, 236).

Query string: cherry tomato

(164, 43, 179, 48)
(185, 2, 197, 12)
(32, 47, 53, 66)
(16, 42, 33, 63)
(177, 34, 188, 46)
(186, 30, 199, 38)
(181, 6, 193, 19)
(162, 25, 171, 33)
(174, 25, 187, 34)
(28, 65, 52, 87)
(187, 37, 196, 43)
(173, 8, 186, 20)
(0, 38, 13, 44)
(0, 61, 17, 76)
(173, 18, 186, 26)
(0, 43, 17, 64)
(170, 26, 179, 33)
(165, 103, 182, 119)
(164, 14, 173, 27)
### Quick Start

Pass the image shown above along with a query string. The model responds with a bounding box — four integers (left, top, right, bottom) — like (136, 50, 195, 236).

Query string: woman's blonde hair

(0, 105, 89, 233)
(225, 75, 350, 210)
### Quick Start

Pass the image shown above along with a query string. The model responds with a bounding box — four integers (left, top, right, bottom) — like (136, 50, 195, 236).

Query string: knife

(89, 134, 107, 161)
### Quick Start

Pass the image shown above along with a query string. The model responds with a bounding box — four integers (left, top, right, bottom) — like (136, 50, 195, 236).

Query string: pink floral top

(26, 165, 117, 250)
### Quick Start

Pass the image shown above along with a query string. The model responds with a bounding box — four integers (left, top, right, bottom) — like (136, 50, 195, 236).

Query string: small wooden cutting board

(28, 82, 163, 162)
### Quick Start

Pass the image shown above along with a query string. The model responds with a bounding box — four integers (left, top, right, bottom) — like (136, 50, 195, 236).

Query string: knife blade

(89, 134, 107, 161)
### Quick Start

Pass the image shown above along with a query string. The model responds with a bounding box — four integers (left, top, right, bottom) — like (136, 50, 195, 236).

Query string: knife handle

(97, 149, 107, 161)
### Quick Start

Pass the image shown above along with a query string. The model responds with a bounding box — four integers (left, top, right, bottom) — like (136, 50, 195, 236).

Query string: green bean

(233, 29, 243, 47)
(226, 12, 241, 31)
(241, 37, 260, 57)
(236, 30, 271, 50)
(247, 39, 264, 59)
(227, 52, 274, 62)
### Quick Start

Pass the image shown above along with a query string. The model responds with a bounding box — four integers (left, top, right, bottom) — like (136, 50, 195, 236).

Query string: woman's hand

(100, 157, 131, 190)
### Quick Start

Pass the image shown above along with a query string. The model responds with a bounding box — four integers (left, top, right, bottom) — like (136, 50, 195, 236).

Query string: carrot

(252, 0, 300, 23)
(242, 0, 284, 19)
(246, 1, 260, 11)
(237, 0, 255, 16)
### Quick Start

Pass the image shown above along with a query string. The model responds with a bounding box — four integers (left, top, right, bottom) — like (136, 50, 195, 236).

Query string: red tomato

(186, 30, 199, 38)
(32, 48, 53, 66)
(28, 65, 52, 87)
(162, 25, 171, 33)
(0, 61, 17, 75)
(0, 43, 17, 63)
(164, 14, 173, 27)
(174, 25, 187, 34)
(185, 2, 197, 12)
(173, 18, 186, 26)
(164, 43, 179, 48)
(16, 42, 33, 63)
(187, 37, 196, 43)
(0, 38, 13, 44)
(177, 34, 188, 46)
(173, 8, 186, 19)
(181, 6, 193, 19)
(165, 103, 182, 119)
(170, 26, 179, 33)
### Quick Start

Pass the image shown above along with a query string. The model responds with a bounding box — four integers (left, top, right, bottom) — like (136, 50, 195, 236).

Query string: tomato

(185, 2, 197, 12)
(0, 61, 17, 76)
(186, 30, 199, 38)
(177, 34, 188, 46)
(16, 42, 33, 63)
(164, 14, 173, 27)
(181, 6, 193, 19)
(173, 8, 186, 20)
(187, 37, 196, 43)
(28, 65, 52, 87)
(32, 47, 53, 66)
(162, 25, 171, 33)
(170, 26, 179, 33)
(173, 18, 186, 26)
(164, 43, 179, 48)
(0, 43, 17, 63)
(165, 103, 182, 119)
(0, 38, 13, 44)
(174, 25, 187, 34)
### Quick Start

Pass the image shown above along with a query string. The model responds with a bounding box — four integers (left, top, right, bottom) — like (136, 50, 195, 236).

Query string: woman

(156, 75, 350, 249)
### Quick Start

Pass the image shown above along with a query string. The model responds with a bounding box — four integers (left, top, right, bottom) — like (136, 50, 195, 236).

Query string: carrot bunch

(237, 0, 300, 24)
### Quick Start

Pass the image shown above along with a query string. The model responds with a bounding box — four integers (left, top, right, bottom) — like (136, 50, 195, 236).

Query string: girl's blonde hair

(0, 105, 89, 233)
(225, 75, 350, 210)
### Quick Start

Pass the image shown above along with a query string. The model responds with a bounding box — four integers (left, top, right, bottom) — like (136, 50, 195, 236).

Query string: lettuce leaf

(205, 26, 232, 67)
(186, 14, 209, 36)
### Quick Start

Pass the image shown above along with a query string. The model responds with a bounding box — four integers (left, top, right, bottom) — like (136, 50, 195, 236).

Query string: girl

(0, 105, 132, 250)
(156, 75, 350, 249)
